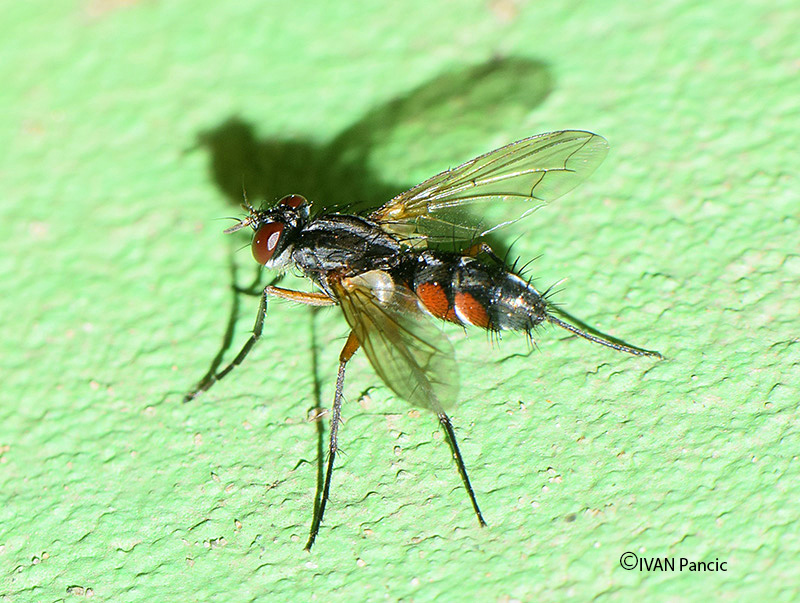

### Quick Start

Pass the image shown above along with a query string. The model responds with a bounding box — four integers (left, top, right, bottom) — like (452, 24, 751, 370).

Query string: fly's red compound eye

(279, 194, 306, 209)
(252, 222, 285, 264)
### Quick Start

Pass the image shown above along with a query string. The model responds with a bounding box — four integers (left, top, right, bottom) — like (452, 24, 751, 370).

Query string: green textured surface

(1, 0, 798, 600)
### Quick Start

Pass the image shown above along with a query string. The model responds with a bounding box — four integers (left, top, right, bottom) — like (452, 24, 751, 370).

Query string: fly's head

(224, 194, 309, 269)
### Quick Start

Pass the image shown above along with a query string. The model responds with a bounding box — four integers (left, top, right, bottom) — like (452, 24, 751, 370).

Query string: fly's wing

(370, 130, 608, 243)
(332, 270, 457, 413)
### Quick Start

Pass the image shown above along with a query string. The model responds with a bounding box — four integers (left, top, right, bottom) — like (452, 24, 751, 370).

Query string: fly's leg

(546, 312, 663, 358)
(438, 413, 487, 527)
(183, 262, 271, 401)
(234, 270, 278, 297)
(305, 331, 361, 551)
(184, 286, 337, 401)
(465, 244, 662, 358)
(463, 242, 504, 265)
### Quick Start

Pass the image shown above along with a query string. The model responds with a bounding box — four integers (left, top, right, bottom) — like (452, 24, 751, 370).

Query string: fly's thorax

(291, 214, 403, 278)
(404, 250, 547, 332)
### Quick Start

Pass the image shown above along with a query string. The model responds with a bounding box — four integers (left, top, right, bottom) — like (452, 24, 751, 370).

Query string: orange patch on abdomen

(454, 291, 490, 328)
(416, 282, 458, 323)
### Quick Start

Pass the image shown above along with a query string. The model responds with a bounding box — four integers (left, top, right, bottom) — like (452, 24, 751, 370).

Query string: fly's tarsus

(545, 312, 663, 359)
(438, 412, 487, 527)
(305, 331, 360, 551)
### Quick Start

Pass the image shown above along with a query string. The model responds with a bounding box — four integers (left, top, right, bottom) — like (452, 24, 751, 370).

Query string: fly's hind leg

(184, 286, 337, 401)
(438, 412, 487, 527)
(305, 331, 361, 551)
(463, 242, 504, 265)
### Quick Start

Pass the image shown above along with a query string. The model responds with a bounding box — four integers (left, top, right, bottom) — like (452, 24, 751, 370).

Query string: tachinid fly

(186, 130, 662, 550)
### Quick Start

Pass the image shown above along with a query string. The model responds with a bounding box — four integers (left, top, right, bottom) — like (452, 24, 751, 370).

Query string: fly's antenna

(223, 213, 257, 234)
(241, 183, 256, 213)
(223, 186, 259, 234)
(546, 312, 663, 358)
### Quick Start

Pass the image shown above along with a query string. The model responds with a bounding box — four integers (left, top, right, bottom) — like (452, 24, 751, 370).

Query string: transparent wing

(332, 270, 458, 412)
(370, 130, 608, 242)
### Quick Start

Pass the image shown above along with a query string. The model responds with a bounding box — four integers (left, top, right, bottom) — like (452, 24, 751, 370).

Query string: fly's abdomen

(405, 251, 548, 332)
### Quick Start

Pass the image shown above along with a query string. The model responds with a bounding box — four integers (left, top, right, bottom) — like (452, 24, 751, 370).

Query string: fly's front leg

(305, 331, 361, 551)
(184, 286, 336, 401)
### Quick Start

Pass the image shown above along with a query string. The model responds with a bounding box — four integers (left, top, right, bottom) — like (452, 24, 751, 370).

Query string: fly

(185, 130, 662, 550)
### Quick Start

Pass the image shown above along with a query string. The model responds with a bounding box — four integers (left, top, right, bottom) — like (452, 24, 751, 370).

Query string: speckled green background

(1, 0, 798, 601)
